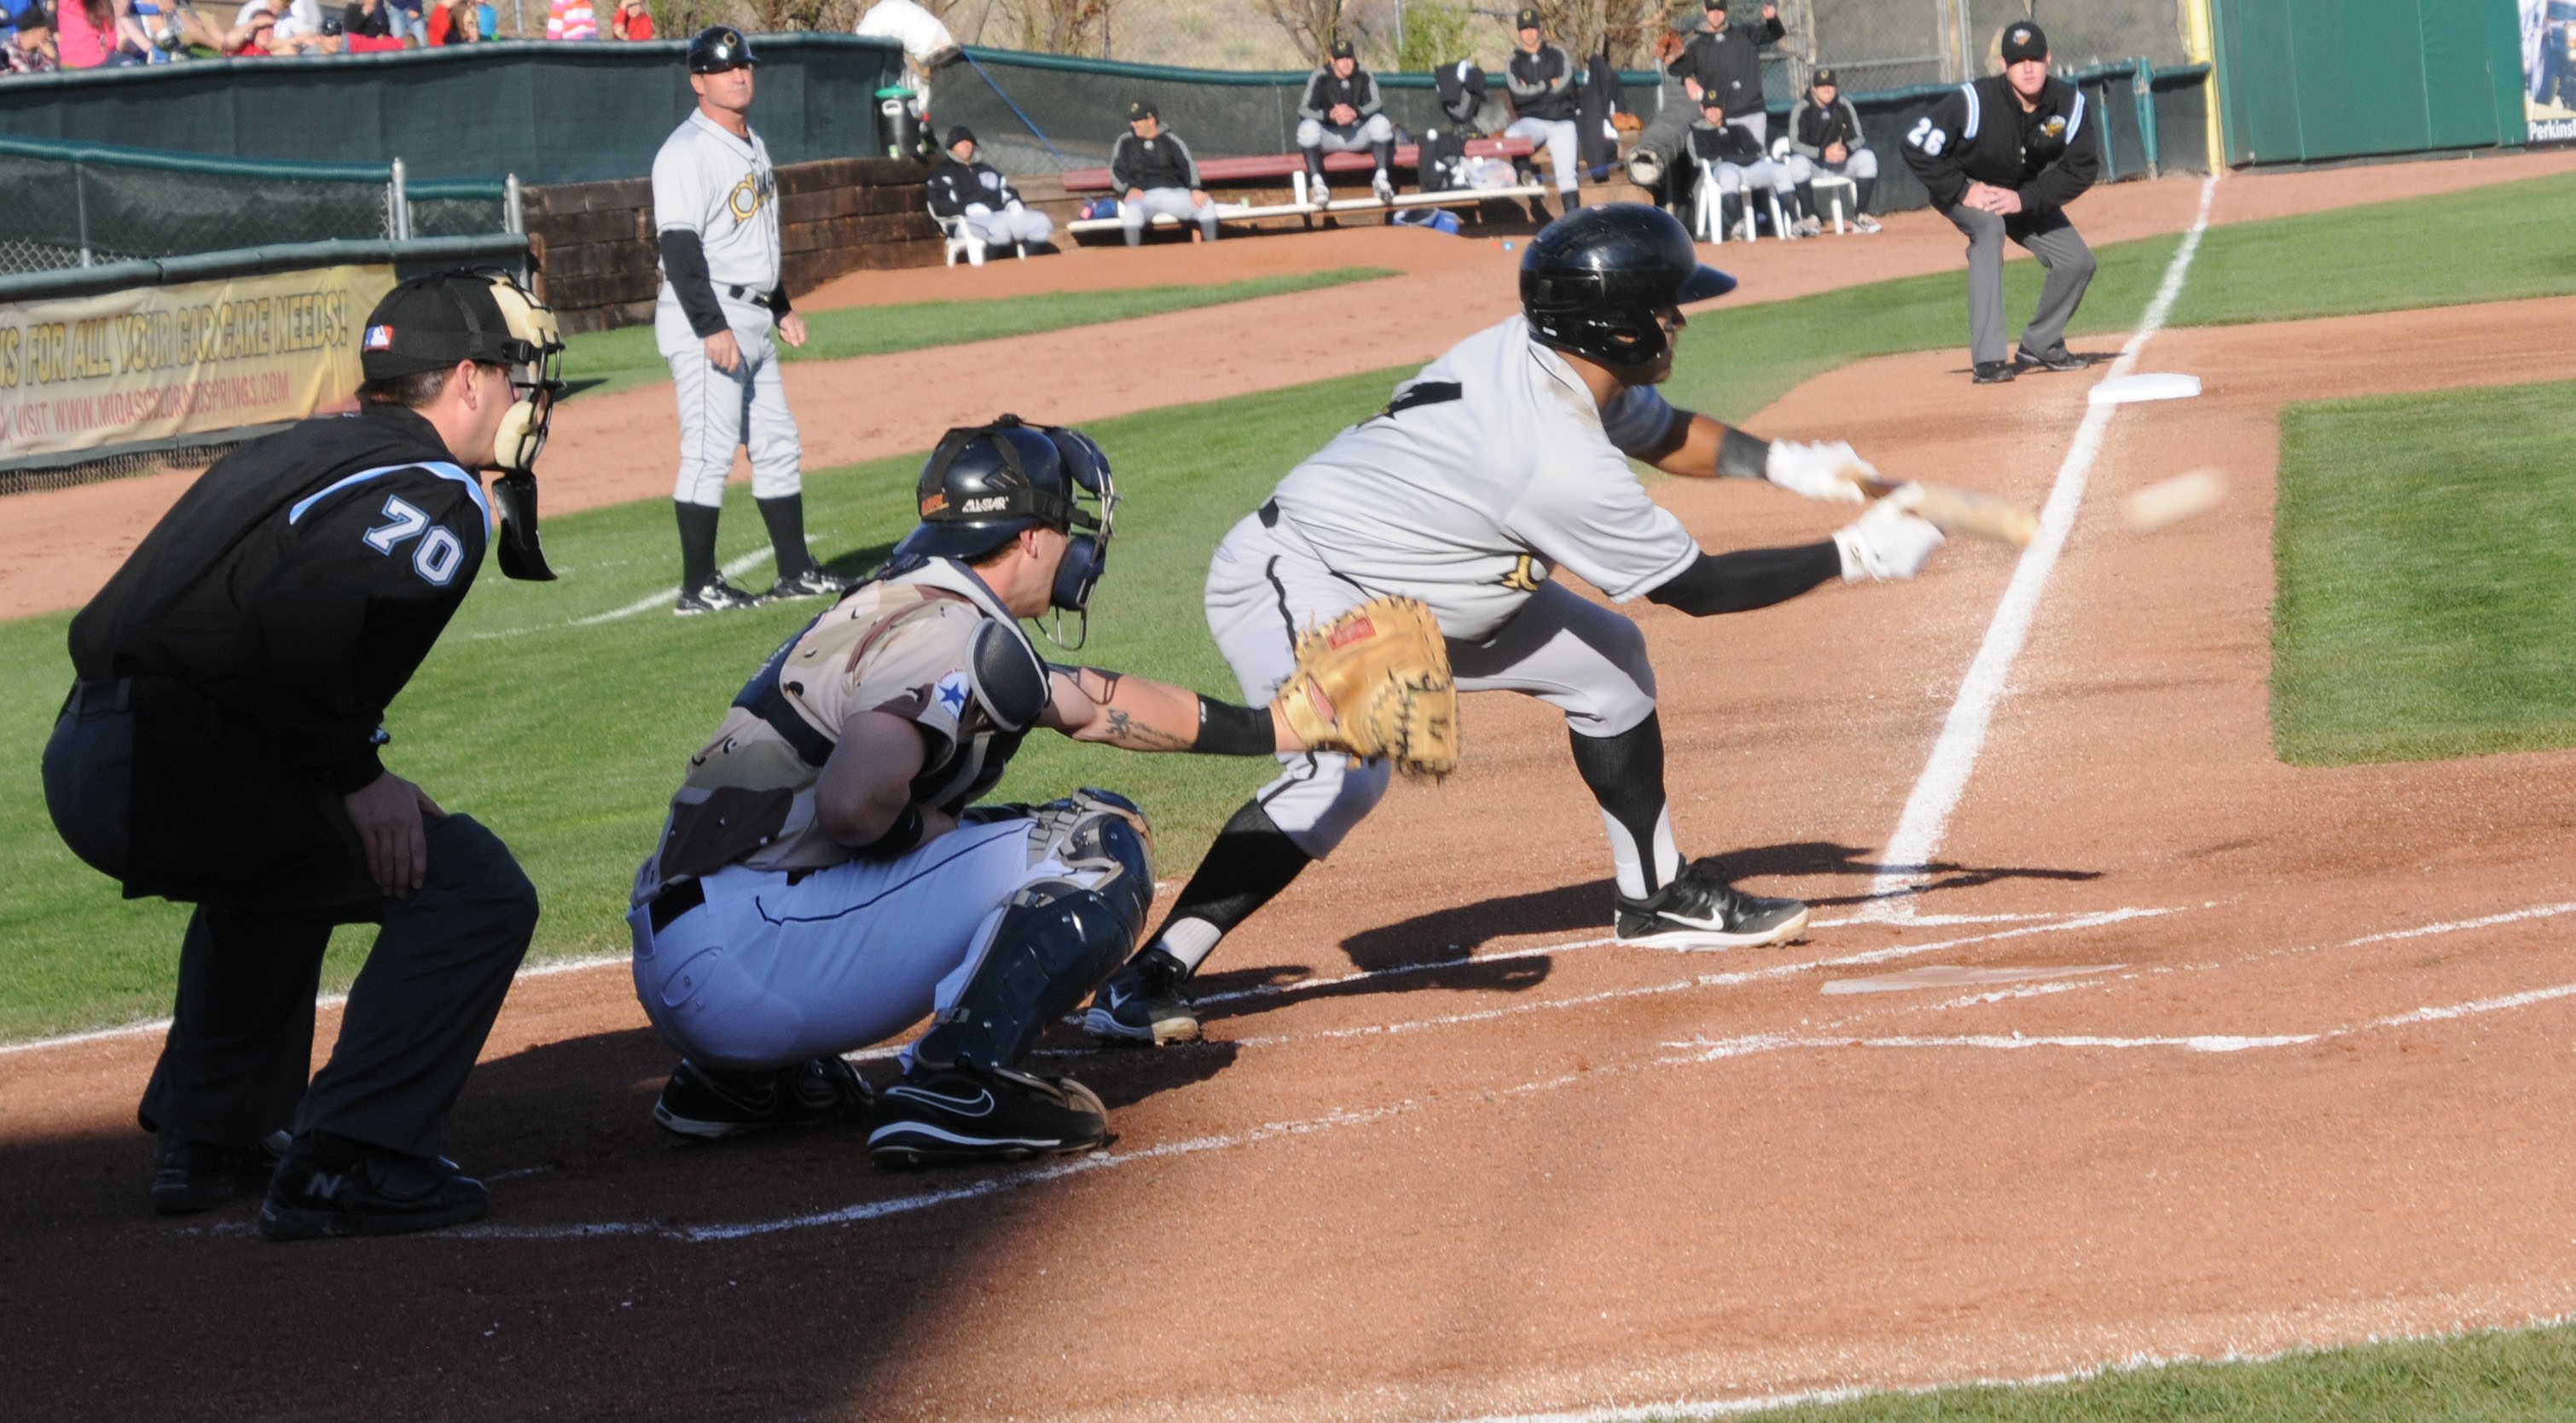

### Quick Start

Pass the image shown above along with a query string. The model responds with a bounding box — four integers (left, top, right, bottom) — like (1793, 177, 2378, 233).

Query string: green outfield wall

(2210, 0, 2528, 164)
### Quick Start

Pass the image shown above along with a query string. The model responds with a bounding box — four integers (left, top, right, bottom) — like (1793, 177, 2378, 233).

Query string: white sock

(1151, 917, 1225, 973)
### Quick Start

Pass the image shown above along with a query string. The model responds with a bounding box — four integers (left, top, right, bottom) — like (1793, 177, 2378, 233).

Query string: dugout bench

(1059, 136, 1549, 240)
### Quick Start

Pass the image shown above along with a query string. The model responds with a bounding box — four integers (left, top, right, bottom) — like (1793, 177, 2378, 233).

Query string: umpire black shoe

(653, 1056, 871, 1140)
(1614, 868, 1810, 950)
(767, 566, 842, 601)
(674, 578, 767, 616)
(867, 1063, 1108, 1169)
(1971, 361, 2018, 385)
(1082, 946, 1199, 1047)
(150, 1132, 282, 1216)
(257, 1133, 488, 1241)
(2015, 345, 2091, 373)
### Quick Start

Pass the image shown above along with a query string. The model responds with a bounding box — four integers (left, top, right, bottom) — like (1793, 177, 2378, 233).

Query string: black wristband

(856, 803, 925, 859)
(1194, 695, 1278, 757)
(1716, 426, 1772, 479)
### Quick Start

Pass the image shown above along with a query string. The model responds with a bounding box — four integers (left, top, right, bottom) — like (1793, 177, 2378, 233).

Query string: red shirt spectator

(606, 0, 645, 38)
(53, 0, 126, 66)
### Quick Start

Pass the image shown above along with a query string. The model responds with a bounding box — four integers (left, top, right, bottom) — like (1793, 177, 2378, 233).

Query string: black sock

(1372, 140, 1394, 177)
(1856, 174, 1876, 214)
(1303, 145, 1325, 183)
(1569, 712, 1676, 897)
(756, 494, 815, 578)
(675, 501, 720, 592)
(1796, 183, 1815, 220)
(1145, 799, 1315, 973)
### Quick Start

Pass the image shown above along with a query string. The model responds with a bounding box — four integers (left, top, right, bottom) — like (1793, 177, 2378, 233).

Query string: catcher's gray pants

(1121, 187, 1219, 244)
(629, 813, 1119, 1072)
(657, 293, 804, 508)
(44, 691, 536, 1164)
(1504, 116, 1581, 195)
(1204, 508, 1664, 892)
(960, 201, 1053, 247)
(1943, 202, 2096, 367)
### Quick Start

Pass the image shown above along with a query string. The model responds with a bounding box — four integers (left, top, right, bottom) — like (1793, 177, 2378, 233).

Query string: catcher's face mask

(479, 273, 568, 582)
(1042, 424, 1117, 619)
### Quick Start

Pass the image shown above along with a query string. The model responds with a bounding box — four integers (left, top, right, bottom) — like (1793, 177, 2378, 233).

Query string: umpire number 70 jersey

(1267, 315, 1701, 642)
(652, 110, 782, 294)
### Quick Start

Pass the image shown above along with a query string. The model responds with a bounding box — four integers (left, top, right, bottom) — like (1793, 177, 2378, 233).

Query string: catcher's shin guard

(913, 805, 1152, 1073)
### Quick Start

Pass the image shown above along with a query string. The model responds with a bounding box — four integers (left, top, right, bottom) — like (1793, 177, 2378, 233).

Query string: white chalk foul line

(463, 544, 777, 641)
(1864, 175, 2220, 917)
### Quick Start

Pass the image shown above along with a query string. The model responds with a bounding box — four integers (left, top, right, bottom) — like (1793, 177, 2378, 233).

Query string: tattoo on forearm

(1101, 707, 1188, 749)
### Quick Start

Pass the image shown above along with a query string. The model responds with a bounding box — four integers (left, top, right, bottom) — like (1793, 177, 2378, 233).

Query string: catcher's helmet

(1519, 204, 1736, 370)
(893, 415, 1117, 615)
(688, 25, 758, 73)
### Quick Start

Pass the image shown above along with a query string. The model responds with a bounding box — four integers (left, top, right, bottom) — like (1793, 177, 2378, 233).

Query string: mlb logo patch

(363, 324, 395, 352)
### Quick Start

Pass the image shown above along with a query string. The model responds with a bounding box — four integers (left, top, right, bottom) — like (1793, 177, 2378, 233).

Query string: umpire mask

(480, 274, 568, 582)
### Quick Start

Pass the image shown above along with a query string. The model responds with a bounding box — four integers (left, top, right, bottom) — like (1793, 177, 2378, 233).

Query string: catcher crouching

(626, 415, 1452, 1166)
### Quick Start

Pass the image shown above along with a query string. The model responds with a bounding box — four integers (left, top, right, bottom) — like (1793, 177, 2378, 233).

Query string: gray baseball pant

(1121, 188, 1218, 244)
(1944, 203, 2097, 368)
(659, 295, 804, 508)
(1504, 116, 1581, 196)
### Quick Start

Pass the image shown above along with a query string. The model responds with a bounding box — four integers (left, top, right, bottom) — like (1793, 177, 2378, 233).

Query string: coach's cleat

(149, 1132, 282, 1216)
(256, 1132, 488, 1242)
(2015, 345, 2090, 374)
(675, 578, 769, 616)
(867, 1063, 1108, 1169)
(653, 1056, 871, 1141)
(1853, 214, 1883, 234)
(766, 566, 843, 601)
(1372, 170, 1396, 205)
(1614, 871, 1810, 950)
(1082, 946, 1199, 1046)
(1310, 179, 1332, 206)
(1971, 361, 2018, 385)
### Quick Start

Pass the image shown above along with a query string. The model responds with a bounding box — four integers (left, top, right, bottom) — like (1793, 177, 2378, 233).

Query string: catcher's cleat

(257, 1134, 488, 1241)
(1613, 868, 1809, 950)
(766, 566, 843, 601)
(653, 1056, 870, 1140)
(1083, 947, 1200, 1046)
(150, 1132, 283, 1216)
(867, 1063, 1107, 1169)
(675, 577, 769, 616)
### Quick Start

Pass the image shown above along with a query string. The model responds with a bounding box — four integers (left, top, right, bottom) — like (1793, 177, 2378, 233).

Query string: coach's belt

(724, 285, 780, 311)
(647, 877, 708, 933)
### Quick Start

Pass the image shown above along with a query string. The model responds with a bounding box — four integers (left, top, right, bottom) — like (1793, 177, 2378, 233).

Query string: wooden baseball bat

(1853, 477, 2038, 549)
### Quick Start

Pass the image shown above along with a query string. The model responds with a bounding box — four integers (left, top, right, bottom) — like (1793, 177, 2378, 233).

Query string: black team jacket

(1900, 73, 2099, 213)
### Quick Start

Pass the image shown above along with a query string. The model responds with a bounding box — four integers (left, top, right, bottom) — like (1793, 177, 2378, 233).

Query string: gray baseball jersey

(652, 109, 781, 295)
(1268, 315, 1699, 642)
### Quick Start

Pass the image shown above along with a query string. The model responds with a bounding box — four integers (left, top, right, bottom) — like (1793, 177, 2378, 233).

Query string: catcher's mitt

(1273, 595, 1459, 778)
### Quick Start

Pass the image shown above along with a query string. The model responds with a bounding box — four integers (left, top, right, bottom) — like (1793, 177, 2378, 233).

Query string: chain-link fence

(0, 137, 513, 278)
(1794, 0, 2187, 96)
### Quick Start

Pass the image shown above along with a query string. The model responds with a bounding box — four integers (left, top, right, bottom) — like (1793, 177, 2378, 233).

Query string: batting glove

(1766, 439, 1873, 504)
(1834, 483, 1946, 582)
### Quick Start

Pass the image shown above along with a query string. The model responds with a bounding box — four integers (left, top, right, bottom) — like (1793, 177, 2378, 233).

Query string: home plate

(1822, 964, 2122, 996)
(2089, 372, 2201, 406)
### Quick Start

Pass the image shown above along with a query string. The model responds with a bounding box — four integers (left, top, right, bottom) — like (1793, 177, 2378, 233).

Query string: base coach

(44, 270, 566, 1240)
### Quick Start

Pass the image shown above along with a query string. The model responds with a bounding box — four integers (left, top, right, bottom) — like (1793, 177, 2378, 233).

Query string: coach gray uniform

(655, 111, 798, 512)
(1111, 100, 1219, 245)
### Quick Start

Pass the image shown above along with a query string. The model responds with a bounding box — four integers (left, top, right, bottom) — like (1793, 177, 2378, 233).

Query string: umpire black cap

(1520, 204, 1735, 371)
(2000, 20, 2047, 63)
(363, 271, 530, 380)
(688, 25, 758, 73)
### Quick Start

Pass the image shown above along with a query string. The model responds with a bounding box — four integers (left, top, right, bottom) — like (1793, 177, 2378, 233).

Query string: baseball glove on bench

(1273, 595, 1459, 779)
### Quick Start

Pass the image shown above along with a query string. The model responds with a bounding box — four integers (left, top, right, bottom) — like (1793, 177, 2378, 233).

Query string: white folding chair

(936, 210, 1025, 267)
(1693, 159, 1786, 243)
(1771, 136, 1858, 235)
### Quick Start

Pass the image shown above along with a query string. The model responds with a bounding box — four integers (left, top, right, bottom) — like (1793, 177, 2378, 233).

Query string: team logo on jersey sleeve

(932, 670, 972, 720)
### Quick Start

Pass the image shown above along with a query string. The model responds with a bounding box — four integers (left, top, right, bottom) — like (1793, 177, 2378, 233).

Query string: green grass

(558, 266, 1399, 401)
(2271, 377, 2576, 766)
(10, 171, 2576, 1041)
(1694, 1321, 2576, 1421)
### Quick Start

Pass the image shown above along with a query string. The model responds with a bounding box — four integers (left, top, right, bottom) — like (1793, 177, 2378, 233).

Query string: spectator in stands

(424, 0, 482, 43)
(223, 0, 280, 49)
(544, 0, 591, 40)
(52, 0, 132, 64)
(1668, 0, 1782, 145)
(1784, 67, 1881, 234)
(1690, 90, 1802, 238)
(1110, 98, 1218, 246)
(339, 0, 392, 42)
(929, 125, 1053, 253)
(3, 4, 58, 69)
(1501, 7, 1581, 217)
(126, 0, 223, 60)
(606, 0, 646, 38)
(1297, 38, 1396, 206)
(378, 0, 419, 43)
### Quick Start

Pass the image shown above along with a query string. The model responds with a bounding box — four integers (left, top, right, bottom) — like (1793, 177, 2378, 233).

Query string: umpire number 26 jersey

(1269, 315, 1699, 642)
(652, 110, 781, 293)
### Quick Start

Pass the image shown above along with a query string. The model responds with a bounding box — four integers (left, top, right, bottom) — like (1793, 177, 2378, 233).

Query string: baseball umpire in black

(43, 269, 566, 1240)
(1899, 20, 2099, 384)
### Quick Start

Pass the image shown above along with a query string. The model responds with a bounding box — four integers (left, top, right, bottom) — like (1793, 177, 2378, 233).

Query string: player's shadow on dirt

(1186, 954, 1554, 1031)
(1693, 840, 2103, 909)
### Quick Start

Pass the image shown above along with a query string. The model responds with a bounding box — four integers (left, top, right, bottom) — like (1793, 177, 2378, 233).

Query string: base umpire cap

(688, 25, 757, 73)
(1519, 204, 1734, 369)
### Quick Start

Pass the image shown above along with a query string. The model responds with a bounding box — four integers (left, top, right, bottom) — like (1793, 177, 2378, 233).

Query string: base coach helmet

(688, 25, 758, 73)
(1519, 204, 1736, 369)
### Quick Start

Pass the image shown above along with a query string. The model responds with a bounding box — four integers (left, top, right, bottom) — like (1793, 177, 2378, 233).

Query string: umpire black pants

(44, 682, 539, 1163)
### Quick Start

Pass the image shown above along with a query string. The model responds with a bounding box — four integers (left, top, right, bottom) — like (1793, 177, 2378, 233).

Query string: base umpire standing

(654, 26, 836, 613)
(44, 270, 566, 1240)
(1900, 20, 2099, 385)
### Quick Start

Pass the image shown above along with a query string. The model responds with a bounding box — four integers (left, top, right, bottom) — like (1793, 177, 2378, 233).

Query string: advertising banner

(2527, 0, 2576, 144)
(0, 264, 396, 462)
